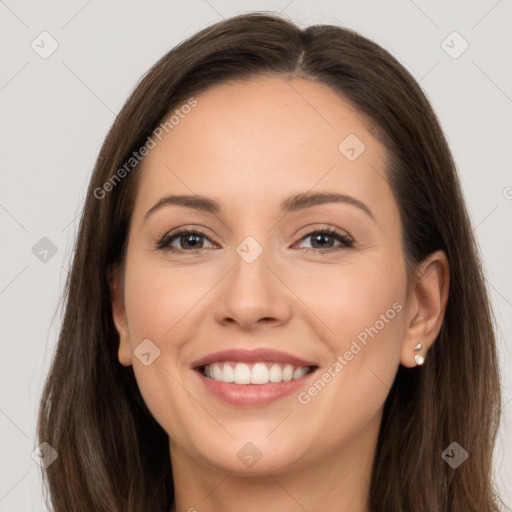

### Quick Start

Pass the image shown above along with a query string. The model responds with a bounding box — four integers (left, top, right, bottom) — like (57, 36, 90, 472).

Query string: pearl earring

(414, 343, 425, 366)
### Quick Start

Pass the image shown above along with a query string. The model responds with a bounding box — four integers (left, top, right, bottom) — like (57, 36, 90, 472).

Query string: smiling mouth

(197, 361, 317, 385)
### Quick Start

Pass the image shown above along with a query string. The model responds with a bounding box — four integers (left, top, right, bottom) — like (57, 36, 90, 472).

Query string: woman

(37, 12, 504, 512)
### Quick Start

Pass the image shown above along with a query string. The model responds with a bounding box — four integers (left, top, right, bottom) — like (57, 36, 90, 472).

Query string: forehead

(134, 77, 394, 221)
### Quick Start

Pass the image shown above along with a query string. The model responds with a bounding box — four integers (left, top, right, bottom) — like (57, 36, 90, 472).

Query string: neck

(168, 412, 380, 512)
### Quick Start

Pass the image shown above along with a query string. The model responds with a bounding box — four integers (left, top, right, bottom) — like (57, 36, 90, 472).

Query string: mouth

(197, 361, 316, 384)
(190, 348, 319, 406)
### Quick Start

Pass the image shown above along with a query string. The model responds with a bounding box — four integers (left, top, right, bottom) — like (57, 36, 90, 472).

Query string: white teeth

(222, 363, 234, 383)
(250, 363, 269, 384)
(282, 364, 294, 382)
(213, 364, 223, 381)
(269, 363, 282, 382)
(293, 367, 308, 380)
(203, 361, 311, 385)
(234, 362, 251, 384)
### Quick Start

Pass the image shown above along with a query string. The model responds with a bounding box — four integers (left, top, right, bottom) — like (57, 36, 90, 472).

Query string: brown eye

(297, 228, 354, 253)
(157, 228, 214, 252)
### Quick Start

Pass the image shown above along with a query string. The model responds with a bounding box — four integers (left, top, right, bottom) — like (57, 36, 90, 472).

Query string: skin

(111, 76, 449, 512)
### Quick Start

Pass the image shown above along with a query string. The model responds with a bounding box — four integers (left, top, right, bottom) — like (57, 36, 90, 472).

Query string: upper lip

(190, 348, 318, 369)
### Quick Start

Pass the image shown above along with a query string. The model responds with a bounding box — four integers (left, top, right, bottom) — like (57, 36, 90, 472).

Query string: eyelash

(155, 226, 355, 255)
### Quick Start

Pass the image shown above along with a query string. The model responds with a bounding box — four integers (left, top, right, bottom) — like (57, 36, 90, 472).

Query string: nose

(214, 244, 293, 331)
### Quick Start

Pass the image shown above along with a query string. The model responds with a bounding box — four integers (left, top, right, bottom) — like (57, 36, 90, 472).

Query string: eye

(156, 226, 355, 255)
(156, 228, 215, 253)
(296, 227, 354, 254)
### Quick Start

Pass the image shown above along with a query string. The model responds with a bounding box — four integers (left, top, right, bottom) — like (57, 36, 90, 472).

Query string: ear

(109, 265, 133, 366)
(400, 250, 450, 368)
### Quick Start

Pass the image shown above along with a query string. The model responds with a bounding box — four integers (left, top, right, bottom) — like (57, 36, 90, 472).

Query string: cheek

(304, 251, 404, 319)
(123, 254, 209, 342)
(298, 255, 406, 379)
(121, 255, 206, 433)
(291, 260, 405, 442)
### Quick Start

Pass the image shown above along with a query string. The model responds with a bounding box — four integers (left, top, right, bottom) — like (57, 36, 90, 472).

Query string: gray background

(1, 0, 511, 510)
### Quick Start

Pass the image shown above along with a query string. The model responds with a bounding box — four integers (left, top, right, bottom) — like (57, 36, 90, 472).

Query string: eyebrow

(144, 191, 375, 222)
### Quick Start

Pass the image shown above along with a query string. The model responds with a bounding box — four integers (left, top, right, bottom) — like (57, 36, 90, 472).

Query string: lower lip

(194, 368, 317, 407)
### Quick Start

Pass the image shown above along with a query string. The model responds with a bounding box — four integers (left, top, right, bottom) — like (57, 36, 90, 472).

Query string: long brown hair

(37, 12, 504, 511)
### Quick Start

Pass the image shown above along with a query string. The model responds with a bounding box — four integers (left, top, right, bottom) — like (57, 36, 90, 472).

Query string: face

(112, 76, 411, 475)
